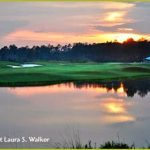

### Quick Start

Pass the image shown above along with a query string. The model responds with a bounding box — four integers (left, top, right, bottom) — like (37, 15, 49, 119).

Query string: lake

(0, 79, 150, 148)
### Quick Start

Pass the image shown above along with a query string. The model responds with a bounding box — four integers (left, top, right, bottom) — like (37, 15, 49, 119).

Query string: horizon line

(1, 38, 149, 48)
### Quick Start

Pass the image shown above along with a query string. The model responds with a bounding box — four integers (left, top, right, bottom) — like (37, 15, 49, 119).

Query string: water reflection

(100, 98, 135, 123)
(0, 79, 150, 147)
(9, 78, 150, 97)
(70, 79, 150, 97)
(7, 81, 136, 125)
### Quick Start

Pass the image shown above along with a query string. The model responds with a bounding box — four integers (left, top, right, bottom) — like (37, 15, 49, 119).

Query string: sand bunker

(21, 64, 42, 68)
(7, 64, 42, 68)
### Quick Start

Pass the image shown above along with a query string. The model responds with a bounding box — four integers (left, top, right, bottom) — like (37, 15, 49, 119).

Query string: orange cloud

(104, 11, 126, 22)
(3, 30, 95, 45)
(4, 29, 149, 46)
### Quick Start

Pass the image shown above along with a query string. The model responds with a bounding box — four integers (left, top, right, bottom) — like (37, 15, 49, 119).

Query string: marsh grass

(53, 128, 134, 149)
(100, 141, 135, 149)
(54, 129, 83, 149)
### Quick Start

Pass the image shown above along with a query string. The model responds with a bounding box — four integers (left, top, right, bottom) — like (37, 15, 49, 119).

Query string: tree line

(0, 38, 150, 62)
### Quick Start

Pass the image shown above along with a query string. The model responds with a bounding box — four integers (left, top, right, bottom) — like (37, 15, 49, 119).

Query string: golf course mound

(0, 62, 149, 87)
(123, 66, 150, 73)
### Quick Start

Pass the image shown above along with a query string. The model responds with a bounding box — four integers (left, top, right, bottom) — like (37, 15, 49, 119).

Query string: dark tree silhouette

(0, 38, 150, 62)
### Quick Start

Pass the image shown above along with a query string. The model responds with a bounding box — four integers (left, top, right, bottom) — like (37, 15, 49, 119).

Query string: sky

(0, 2, 150, 47)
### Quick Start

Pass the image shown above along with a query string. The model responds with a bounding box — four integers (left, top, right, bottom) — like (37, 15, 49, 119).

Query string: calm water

(0, 80, 150, 148)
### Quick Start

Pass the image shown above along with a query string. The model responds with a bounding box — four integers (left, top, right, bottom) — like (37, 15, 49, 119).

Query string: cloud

(95, 21, 150, 35)
(92, 2, 150, 36)
(0, 20, 28, 37)
(0, 2, 150, 46)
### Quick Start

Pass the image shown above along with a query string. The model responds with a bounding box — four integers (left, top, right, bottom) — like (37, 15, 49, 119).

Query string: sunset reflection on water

(0, 81, 150, 147)
(8, 82, 126, 97)
(7, 82, 134, 124)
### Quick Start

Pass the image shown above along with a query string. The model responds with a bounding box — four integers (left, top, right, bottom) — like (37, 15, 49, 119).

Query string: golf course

(0, 61, 150, 86)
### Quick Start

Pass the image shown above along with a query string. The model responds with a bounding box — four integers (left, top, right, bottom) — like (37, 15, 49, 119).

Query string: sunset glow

(101, 98, 126, 114)
(8, 83, 127, 97)
(0, 2, 150, 47)
(103, 115, 135, 123)
(8, 83, 135, 124)
(100, 98, 135, 123)
(104, 11, 125, 22)
(4, 30, 145, 46)
(0, 2, 150, 147)
(106, 102, 125, 113)
(113, 33, 142, 43)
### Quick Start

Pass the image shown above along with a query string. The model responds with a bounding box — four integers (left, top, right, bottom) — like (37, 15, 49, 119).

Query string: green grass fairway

(0, 61, 150, 86)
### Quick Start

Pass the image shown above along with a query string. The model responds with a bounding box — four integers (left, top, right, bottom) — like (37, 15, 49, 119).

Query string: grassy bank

(0, 61, 150, 86)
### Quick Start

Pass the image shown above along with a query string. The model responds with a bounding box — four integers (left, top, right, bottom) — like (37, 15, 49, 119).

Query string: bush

(100, 141, 134, 149)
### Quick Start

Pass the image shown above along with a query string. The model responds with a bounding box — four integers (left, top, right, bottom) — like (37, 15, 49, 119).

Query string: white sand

(7, 64, 42, 68)
(7, 65, 21, 68)
(21, 64, 42, 68)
